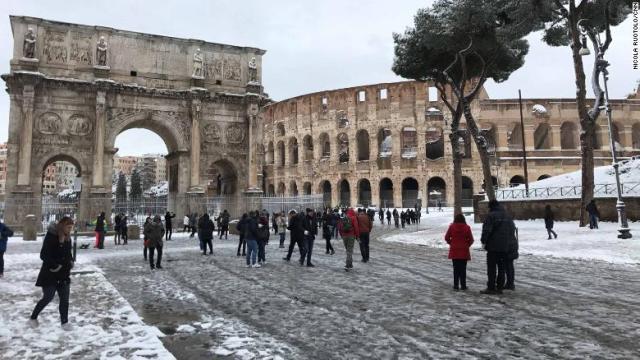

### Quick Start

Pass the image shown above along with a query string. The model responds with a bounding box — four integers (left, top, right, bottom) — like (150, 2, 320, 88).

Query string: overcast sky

(1, 0, 637, 156)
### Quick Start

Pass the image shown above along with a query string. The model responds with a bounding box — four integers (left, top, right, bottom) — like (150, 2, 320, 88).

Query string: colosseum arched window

(534, 123, 551, 150)
(480, 124, 497, 153)
(267, 141, 274, 164)
(277, 141, 285, 166)
(425, 127, 444, 160)
(612, 122, 623, 151)
(277, 182, 286, 195)
(319, 133, 330, 158)
(290, 181, 299, 196)
(319, 180, 332, 206)
(462, 176, 474, 203)
(401, 177, 419, 208)
(338, 133, 349, 163)
(507, 123, 523, 150)
(560, 122, 578, 149)
(339, 179, 351, 206)
(303, 182, 312, 195)
(401, 127, 417, 158)
(356, 130, 370, 161)
(458, 125, 472, 159)
(288, 137, 299, 165)
(303, 135, 314, 161)
(379, 178, 394, 208)
(357, 179, 372, 206)
(633, 123, 640, 149)
(378, 128, 392, 158)
(427, 177, 446, 207)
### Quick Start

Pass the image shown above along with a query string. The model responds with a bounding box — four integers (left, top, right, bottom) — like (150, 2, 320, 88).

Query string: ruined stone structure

(3, 16, 266, 229)
(260, 81, 640, 208)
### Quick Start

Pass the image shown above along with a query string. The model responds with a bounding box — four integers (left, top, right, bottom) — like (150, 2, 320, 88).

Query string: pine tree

(393, 0, 542, 214)
(130, 168, 142, 201)
(116, 172, 127, 204)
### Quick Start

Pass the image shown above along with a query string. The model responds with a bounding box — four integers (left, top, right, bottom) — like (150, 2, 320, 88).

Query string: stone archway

(3, 18, 266, 229)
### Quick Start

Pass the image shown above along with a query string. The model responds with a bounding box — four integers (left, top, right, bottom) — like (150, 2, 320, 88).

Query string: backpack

(341, 215, 353, 232)
(256, 223, 270, 242)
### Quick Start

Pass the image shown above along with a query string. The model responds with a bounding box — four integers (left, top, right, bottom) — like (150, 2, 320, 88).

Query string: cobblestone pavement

(94, 226, 640, 359)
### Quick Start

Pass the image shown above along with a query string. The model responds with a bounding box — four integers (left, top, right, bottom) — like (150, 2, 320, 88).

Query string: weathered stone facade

(260, 81, 640, 208)
(3, 16, 267, 229)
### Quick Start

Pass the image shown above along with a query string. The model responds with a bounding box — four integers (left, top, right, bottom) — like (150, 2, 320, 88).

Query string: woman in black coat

(198, 214, 215, 255)
(31, 217, 75, 327)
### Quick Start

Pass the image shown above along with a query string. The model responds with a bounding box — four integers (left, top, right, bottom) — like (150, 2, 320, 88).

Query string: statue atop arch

(192, 48, 204, 78)
(23, 27, 36, 59)
(96, 36, 108, 66)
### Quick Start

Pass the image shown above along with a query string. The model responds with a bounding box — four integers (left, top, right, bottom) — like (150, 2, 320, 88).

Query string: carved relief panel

(226, 124, 245, 144)
(43, 30, 68, 64)
(69, 32, 92, 65)
(37, 112, 62, 135)
(223, 55, 241, 81)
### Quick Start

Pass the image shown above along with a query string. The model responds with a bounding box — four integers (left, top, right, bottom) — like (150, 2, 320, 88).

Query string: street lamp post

(578, 20, 632, 239)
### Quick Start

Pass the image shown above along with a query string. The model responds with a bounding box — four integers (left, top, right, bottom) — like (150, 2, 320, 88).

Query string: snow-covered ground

(2, 212, 639, 359)
(385, 208, 640, 265)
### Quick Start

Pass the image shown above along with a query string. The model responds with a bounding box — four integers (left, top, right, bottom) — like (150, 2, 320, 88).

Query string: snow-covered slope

(499, 157, 640, 200)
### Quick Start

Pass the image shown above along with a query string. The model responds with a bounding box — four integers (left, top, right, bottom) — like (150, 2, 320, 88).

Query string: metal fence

(495, 182, 640, 201)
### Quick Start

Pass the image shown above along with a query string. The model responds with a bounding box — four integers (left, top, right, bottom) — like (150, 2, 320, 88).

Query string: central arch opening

(40, 155, 82, 228)
(113, 128, 170, 224)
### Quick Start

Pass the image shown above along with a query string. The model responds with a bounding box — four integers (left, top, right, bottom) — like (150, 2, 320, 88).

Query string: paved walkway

(92, 227, 640, 359)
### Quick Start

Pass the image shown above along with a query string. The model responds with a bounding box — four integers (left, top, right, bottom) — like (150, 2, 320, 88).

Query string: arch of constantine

(3, 16, 266, 229)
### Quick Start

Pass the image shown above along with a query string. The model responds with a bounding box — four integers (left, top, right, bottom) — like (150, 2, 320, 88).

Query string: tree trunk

(567, 7, 594, 227)
(462, 100, 496, 201)
(450, 132, 463, 216)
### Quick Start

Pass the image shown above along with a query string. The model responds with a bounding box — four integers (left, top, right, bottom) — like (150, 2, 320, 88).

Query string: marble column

(92, 91, 106, 187)
(17, 85, 35, 186)
(189, 100, 201, 189)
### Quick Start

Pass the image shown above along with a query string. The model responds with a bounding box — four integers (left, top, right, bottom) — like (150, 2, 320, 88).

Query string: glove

(50, 264, 62, 272)
(304, 230, 309, 235)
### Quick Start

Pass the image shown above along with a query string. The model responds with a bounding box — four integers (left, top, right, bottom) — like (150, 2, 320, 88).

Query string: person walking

(257, 212, 270, 265)
(437, 200, 443, 212)
(272, 212, 279, 235)
(276, 212, 287, 248)
(145, 215, 165, 270)
(322, 209, 335, 255)
(386, 209, 391, 226)
(236, 213, 248, 256)
(400, 211, 406, 229)
(444, 214, 474, 291)
(189, 213, 198, 238)
(245, 211, 260, 268)
(357, 208, 372, 263)
(480, 200, 516, 295)
(378, 208, 384, 225)
(502, 225, 519, 291)
(95, 212, 106, 249)
(338, 208, 360, 271)
(544, 205, 558, 239)
(0, 221, 14, 278)
(121, 215, 128, 245)
(198, 213, 215, 255)
(586, 200, 600, 229)
(219, 210, 230, 240)
(114, 213, 122, 245)
(30, 217, 74, 329)
(143, 216, 151, 261)
(392, 209, 399, 228)
(182, 215, 190, 233)
(284, 210, 305, 262)
(300, 208, 318, 267)
(164, 211, 176, 241)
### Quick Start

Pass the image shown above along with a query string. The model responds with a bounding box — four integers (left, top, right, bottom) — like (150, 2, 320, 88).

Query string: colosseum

(260, 80, 640, 208)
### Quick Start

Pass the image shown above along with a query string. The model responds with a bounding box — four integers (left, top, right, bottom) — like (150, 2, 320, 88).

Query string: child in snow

(544, 205, 557, 239)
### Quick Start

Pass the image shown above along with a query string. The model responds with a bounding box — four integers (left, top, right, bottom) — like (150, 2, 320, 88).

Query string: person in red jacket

(338, 208, 360, 271)
(444, 213, 474, 291)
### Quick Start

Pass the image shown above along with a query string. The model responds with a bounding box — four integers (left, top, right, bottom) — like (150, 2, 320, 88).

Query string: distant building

(114, 155, 139, 176)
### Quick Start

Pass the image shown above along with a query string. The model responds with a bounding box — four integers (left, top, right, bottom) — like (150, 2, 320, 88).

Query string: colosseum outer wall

(260, 80, 640, 209)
